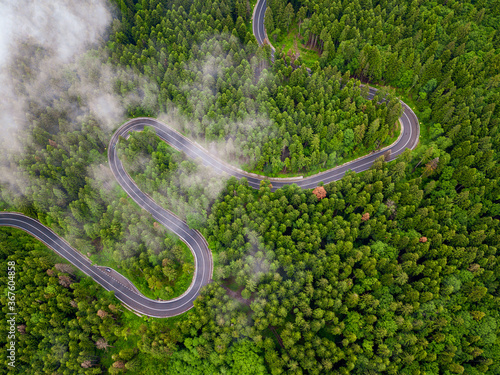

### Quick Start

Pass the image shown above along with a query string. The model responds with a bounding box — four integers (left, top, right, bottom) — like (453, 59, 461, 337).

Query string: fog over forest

(1, 0, 499, 373)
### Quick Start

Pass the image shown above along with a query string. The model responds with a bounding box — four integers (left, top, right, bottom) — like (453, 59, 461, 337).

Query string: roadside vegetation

(0, 0, 499, 373)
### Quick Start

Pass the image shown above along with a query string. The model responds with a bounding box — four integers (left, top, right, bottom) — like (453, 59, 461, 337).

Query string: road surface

(0, 89, 418, 317)
(0, 2, 419, 317)
(253, 0, 269, 47)
(252, 0, 276, 57)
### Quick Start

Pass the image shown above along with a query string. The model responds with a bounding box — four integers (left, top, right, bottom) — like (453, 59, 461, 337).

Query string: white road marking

(0, 3, 420, 317)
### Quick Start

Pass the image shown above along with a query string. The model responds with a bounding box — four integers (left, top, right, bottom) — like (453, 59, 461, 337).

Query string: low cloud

(0, 0, 158, 195)
(163, 36, 276, 170)
(0, 0, 112, 144)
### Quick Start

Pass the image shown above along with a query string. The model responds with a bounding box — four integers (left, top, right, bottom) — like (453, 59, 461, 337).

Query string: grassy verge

(172, 241, 195, 297)
(249, 0, 258, 22)
(274, 23, 319, 68)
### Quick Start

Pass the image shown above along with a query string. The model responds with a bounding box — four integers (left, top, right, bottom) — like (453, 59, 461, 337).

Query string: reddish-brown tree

(312, 186, 327, 200)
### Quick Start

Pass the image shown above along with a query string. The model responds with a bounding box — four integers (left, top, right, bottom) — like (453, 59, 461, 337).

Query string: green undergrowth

(274, 23, 320, 68)
(100, 307, 189, 371)
(89, 234, 194, 301)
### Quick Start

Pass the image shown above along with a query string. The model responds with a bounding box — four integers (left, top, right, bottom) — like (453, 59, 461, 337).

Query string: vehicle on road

(0, 0, 419, 317)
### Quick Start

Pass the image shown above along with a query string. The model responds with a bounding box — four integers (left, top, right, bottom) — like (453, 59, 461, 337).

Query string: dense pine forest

(1, 0, 499, 373)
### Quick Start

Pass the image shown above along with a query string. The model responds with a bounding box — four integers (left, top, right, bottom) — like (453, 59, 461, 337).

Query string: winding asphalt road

(0, 4, 420, 317)
(253, 0, 271, 49)
(252, 0, 276, 59)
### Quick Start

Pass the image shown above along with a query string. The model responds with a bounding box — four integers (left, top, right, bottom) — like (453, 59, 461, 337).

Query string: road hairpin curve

(0, 0, 419, 317)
